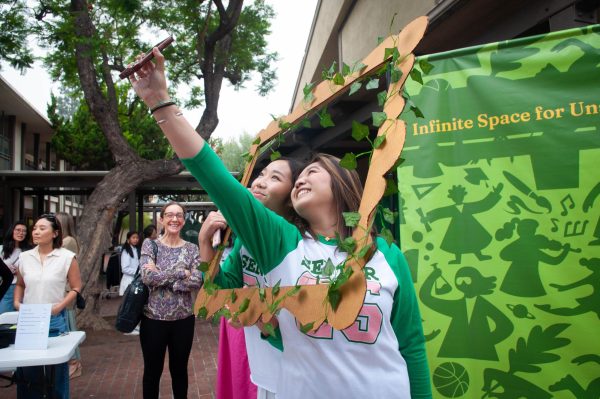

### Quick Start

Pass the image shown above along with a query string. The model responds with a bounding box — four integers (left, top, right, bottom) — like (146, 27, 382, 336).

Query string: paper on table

(14, 303, 52, 350)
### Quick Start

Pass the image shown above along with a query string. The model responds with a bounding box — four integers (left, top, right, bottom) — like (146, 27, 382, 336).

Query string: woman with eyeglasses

(139, 201, 203, 399)
(13, 214, 82, 399)
(1, 221, 32, 314)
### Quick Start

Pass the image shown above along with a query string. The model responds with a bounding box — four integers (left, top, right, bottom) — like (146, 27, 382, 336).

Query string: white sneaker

(124, 329, 139, 336)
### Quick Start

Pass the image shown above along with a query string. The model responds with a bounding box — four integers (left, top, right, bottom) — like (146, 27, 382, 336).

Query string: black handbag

(74, 289, 86, 310)
(115, 240, 157, 333)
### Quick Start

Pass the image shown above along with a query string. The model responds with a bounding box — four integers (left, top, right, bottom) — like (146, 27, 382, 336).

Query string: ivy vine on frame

(194, 16, 430, 333)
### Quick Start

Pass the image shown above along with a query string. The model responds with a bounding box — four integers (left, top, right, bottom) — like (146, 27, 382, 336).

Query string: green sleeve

(213, 239, 244, 289)
(379, 238, 432, 399)
(181, 146, 301, 274)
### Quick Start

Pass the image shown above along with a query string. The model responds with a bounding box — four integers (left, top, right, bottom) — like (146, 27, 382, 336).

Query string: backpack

(114, 240, 157, 333)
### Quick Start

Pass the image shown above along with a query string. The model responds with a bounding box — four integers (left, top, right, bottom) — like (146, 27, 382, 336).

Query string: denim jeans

(16, 310, 70, 399)
(0, 284, 16, 313)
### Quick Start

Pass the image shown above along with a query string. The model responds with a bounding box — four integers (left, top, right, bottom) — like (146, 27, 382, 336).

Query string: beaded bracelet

(150, 100, 176, 114)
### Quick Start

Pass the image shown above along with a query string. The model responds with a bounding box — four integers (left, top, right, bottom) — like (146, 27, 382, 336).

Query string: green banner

(398, 25, 600, 398)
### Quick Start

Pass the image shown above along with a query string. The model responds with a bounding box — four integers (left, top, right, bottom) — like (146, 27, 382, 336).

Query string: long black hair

(122, 231, 141, 258)
(2, 220, 32, 259)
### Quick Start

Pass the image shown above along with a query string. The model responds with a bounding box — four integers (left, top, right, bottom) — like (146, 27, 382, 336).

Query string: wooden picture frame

(194, 16, 429, 331)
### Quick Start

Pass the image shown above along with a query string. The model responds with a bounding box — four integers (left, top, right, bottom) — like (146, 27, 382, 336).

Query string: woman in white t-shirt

(119, 231, 141, 296)
(14, 213, 82, 399)
(0, 220, 32, 313)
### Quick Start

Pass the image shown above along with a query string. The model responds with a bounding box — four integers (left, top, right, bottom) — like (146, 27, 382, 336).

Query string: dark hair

(143, 224, 157, 239)
(2, 220, 32, 258)
(122, 231, 141, 258)
(37, 214, 63, 249)
(299, 153, 367, 240)
(278, 156, 305, 187)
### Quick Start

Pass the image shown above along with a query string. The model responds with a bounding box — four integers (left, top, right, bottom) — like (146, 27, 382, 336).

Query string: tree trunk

(76, 159, 182, 329)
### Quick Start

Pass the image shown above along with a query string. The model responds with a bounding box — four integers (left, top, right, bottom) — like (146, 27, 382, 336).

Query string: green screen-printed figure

(549, 354, 600, 399)
(422, 184, 503, 264)
(535, 257, 600, 318)
(497, 218, 572, 297)
(420, 266, 514, 360)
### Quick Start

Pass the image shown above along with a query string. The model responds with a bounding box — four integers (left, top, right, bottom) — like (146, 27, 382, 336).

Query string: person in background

(120, 231, 141, 296)
(200, 156, 303, 399)
(139, 202, 203, 399)
(143, 224, 158, 241)
(14, 213, 82, 399)
(55, 212, 83, 379)
(120, 231, 142, 336)
(0, 221, 32, 313)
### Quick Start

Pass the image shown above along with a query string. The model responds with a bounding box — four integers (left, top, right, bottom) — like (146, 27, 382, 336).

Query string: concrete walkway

(3, 296, 219, 398)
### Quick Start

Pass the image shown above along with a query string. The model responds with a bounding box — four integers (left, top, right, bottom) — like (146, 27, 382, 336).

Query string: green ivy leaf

(380, 227, 395, 246)
(252, 137, 261, 145)
(303, 82, 315, 96)
(377, 36, 385, 45)
(366, 78, 379, 90)
(328, 288, 342, 311)
(197, 306, 208, 319)
(342, 211, 361, 227)
(278, 119, 292, 131)
(419, 59, 434, 74)
(372, 111, 387, 127)
(262, 322, 276, 337)
(349, 81, 362, 96)
(391, 66, 402, 83)
(197, 262, 209, 272)
(339, 236, 357, 253)
(410, 68, 423, 85)
(411, 106, 424, 119)
(204, 280, 220, 295)
(270, 151, 281, 161)
(319, 109, 335, 128)
(357, 245, 370, 258)
(341, 62, 351, 76)
(384, 47, 400, 62)
(373, 134, 386, 149)
(301, 118, 311, 128)
(332, 72, 345, 86)
(384, 178, 399, 197)
(238, 298, 250, 313)
(339, 153, 357, 170)
(286, 285, 302, 299)
(351, 120, 369, 142)
(300, 321, 315, 334)
(382, 207, 397, 224)
(272, 280, 281, 297)
(322, 258, 335, 278)
(230, 290, 237, 303)
(352, 61, 367, 73)
(377, 90, 388, 107)
(259, 287, 266, 302)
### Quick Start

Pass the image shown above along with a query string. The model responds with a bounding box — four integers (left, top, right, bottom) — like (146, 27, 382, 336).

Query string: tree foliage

(0, 0, 35, 72)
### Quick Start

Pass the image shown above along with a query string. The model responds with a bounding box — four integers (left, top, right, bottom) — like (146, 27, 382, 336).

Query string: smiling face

(32, 218, 58, 247)
(250, 160, 295, 216)
(12, 224, 27, 246)
(291, 161, 335, 225)
(160, 204, 186, 236)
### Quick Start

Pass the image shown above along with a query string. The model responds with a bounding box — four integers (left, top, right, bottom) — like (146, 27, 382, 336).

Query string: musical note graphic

(560, 194, 575, 216)
(551, 218, 559, 233)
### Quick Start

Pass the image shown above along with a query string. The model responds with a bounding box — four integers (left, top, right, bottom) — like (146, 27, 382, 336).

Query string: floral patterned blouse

(140, 238, 203, 321)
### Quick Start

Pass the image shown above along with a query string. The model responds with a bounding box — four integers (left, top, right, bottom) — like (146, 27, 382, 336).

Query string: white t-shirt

(19, 247, 75, 305)
(1, 247, 22, 284)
